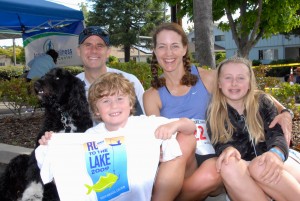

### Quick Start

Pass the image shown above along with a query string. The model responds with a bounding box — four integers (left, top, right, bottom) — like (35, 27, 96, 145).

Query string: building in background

(187, 24, 300, 64)
(110, 46, 152, 63)
(187, 24, 226, 60)
(0, 55, 12, 66)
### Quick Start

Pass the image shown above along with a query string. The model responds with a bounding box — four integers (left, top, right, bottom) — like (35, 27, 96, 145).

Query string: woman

(143, 22, 294, 201)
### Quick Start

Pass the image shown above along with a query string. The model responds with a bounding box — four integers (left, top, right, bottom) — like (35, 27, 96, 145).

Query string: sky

(0, 0, 191, 47)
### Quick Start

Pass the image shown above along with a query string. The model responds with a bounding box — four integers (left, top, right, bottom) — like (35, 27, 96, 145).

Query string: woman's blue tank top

(158, 65, 211, 119)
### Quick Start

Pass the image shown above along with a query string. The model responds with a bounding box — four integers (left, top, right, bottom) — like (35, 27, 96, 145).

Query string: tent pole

(13, 38, 16, 66)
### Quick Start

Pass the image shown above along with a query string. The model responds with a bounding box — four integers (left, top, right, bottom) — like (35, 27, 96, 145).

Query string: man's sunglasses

(82, 27, 108, 36)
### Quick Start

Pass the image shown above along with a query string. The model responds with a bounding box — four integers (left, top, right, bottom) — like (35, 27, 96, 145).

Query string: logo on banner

(43, 39, 55, 52)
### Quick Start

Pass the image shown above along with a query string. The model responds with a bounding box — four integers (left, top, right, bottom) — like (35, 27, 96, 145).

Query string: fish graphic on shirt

(85, 173, 118, 194)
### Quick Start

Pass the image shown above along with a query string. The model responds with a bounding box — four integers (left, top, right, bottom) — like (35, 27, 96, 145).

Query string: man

(295, 67, 300, 84)
(295, 67, 300, 103)
(26, 49, 59, 81)
(76, 26, 144, 115)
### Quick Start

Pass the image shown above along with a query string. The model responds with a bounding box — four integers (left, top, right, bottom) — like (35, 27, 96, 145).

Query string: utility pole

(13, 38, 16, 65)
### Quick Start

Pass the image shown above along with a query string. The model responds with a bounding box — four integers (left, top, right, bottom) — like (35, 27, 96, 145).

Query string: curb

(0, 143, 33, 164)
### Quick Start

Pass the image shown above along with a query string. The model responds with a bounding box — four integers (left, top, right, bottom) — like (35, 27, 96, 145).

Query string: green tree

(161, 0, 300, 60)
(79, 2, 90, 25)
(0, 47, 12, 58)
(0, 46, 25, 64)
(16, 46, 25, 64)
(213, 0, 300, 58)
(87, 0, 166, 62)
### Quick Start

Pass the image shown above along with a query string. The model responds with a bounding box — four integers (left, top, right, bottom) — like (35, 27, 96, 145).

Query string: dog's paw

(21, 181, 43, 201)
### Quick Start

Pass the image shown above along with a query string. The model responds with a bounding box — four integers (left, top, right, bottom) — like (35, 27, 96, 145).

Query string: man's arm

(269, 96, 293, 146)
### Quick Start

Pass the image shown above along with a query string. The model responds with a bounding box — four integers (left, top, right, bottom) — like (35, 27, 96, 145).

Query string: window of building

(215, 35, 225, 41)
(0, 62, 5, 66)
(258, 49, 278, 60)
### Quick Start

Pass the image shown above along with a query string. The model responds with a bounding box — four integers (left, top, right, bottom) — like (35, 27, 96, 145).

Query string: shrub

(266, 83, 300, 118)
(108, 55, 119, 64)
(253, 65, 280, 90)
(109, 61, 152, 90)
(254, 64, 300, 118)
(0, 78, 39, 116)
(63, 66, 84, 75)
(0, 66, 24, 80)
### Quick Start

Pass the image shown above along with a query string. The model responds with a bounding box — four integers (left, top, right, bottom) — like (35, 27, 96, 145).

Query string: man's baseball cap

(78, 26, 109, 46)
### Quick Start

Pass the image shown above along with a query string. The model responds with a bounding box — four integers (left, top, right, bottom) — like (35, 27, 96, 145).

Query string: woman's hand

(38, 131, 53, 145)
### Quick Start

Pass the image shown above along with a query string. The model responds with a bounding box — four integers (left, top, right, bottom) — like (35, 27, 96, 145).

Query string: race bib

(193, 119, 215, 155)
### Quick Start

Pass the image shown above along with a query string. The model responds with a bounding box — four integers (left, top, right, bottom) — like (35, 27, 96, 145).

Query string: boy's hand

(154, 122, 177, 140)
(38, 131, 53, 145)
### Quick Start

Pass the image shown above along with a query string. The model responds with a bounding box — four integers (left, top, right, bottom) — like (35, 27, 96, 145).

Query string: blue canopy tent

(0, 0, 85, 65)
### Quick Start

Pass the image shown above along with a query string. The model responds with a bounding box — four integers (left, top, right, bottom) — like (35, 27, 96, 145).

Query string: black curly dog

(0, 68, 93, 201)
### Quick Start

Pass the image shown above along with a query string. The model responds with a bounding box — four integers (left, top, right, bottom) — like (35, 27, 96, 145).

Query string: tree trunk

(225, 0, 263, 59)
(170, 4, 182, 25)
(193, 0, 215, 68)
(124, 45, 131, 62)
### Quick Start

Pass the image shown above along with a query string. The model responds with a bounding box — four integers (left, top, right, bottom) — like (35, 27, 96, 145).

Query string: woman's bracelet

(269, 147, 285, 161)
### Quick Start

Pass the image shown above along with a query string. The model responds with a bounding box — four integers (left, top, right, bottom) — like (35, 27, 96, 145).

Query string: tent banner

(23, 21, 84, 67)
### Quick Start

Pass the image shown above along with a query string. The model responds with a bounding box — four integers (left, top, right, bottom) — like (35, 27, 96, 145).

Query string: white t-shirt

(35, 115, 182, 201)
(76, 67, 145, 114)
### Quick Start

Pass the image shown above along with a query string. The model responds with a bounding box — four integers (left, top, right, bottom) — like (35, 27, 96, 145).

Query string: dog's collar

(60, 111, 72, 132)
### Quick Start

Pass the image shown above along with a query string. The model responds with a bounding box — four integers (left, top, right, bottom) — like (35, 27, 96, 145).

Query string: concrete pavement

(0, 143, 33, 175)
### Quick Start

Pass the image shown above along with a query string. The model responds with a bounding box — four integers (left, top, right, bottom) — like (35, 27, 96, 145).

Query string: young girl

(37, 72, 196, 201)
(207, 57, 300, 201)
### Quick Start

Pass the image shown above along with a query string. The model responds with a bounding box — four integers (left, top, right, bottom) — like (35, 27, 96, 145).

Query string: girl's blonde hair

(88, 72, 136, 121)
(150, 22, 198, 89)
(208, 57, 267, 144)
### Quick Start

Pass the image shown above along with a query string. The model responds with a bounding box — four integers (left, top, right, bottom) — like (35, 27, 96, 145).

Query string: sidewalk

(0, 143, 32, 164)
(0, 143, 33, 175)
(0, 103, 34, 175)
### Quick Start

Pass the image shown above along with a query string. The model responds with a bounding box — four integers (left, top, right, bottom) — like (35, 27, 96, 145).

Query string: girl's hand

(258, 151, 283, 184)
(38, 131, 53, 145)
(216, 146, 241, 172)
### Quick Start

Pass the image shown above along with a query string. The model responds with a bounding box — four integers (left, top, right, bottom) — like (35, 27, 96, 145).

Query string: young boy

(36, 72, 196, 201)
